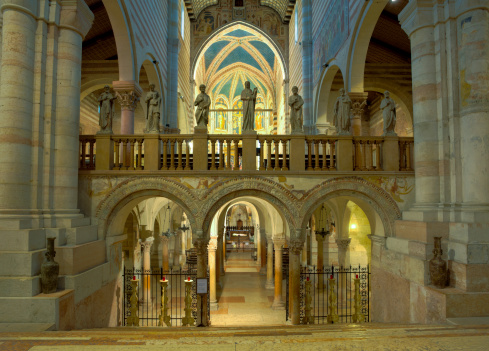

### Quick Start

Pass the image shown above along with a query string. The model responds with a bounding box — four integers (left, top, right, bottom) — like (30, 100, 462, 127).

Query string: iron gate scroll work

(291, 265, 370, 324)
(123, 267, 210, 327)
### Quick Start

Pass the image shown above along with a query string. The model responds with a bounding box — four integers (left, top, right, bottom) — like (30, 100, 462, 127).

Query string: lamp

(161, 201, 174, 238)
(315, 204, 332, 239)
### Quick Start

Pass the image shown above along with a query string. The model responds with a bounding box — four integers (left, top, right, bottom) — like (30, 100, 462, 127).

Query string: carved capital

(207, 238, 217, 251)
(59, 0, 94, 39)
(368, 234, 386, 248)
(113, 81, 143, 111)
(336, 238, 351, 250)
(193, 238, 208, 255)
(273, 238, 285, 251)
(349, 92, 368, 118)
(159, 235, 170, 244)
(289, 239, 304, 255)
(141, 237, 154, 253)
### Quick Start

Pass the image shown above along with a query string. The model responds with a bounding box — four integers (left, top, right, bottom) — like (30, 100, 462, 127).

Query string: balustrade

(78, 134, 414, 173)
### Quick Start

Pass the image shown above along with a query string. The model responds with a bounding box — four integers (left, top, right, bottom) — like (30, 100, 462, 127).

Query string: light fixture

(161, 201, 174, 238)
(351, 223, 357, 230)
(315, 204, 332, 239)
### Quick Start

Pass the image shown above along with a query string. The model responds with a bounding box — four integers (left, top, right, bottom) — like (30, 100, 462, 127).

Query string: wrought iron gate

(287, 265, 370, 323)
(123, 267, 209, 326)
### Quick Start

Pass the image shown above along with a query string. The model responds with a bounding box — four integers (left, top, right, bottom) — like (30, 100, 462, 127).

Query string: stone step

(0, 322, 55, 332)
(56, 240, 106, 275)
(0, 276, 41, 297)
(0, 229, 46, 251)
(0, 249, 44, 276)
(54, 217, 91, 228)
(65, 225, 98, 245)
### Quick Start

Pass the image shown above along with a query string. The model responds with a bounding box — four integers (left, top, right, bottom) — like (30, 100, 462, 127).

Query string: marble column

(173, 231, 181, 269)
(289, 239, 303, 325)
(336, 238, 351, 268)
(272, 238, 285, 309)
(208, 238, 218, 311)
(260, 229, 267, 275)
(265, 238, 274, 289)
(216, 234, 223, 285)
(193, 235, 209, 326)
(316, 233, 325, 290)
(349, 93, 368, 137)
(141, 237, 154, 307)
(160, 235, 170, 272)
(113, 81, 142, 135)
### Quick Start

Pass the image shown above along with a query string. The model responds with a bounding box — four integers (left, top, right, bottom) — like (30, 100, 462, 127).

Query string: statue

(241, 81, 258, 133)
(97, 85, 116, 134)
(288, 86, 304, 134)
(145, 84, 161, 133)
(333, 88, 352, 135)
(380, 91, 397, 136)
(194, 84, 211, 130)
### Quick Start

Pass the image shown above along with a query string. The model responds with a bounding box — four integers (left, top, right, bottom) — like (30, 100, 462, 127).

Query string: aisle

(210, 252, 286, 326)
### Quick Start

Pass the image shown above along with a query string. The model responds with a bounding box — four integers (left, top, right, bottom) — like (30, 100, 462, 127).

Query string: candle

(307, 277, 309, 281)
(356, 274, 358, 279)
(163, 276, 166, 281)
(188, 276, 191, 281)
(330, 275, 333, 279)
(133, 276, 136, 280)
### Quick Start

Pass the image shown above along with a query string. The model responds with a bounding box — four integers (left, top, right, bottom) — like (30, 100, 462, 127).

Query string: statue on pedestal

(288, 86, 304, 134)
(241, 81, 258, 133)
(97, 85, 116, 134)
(380, 91, 397, 136)
(333, 88, 352, 135)
(145, 84, 161, 133)
(194, 84, 211, 130)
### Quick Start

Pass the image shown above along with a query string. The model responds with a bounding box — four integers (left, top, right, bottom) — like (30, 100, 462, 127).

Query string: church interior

(1, 0, 489, 349)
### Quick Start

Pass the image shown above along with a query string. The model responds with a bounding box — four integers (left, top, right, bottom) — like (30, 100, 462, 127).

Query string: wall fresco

(313, 0, 349, 87)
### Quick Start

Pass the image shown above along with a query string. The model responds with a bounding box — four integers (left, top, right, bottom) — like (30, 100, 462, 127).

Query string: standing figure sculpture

(145, 84, 161, 133)
(288, 86, 304, 134)
(380, 91, 397, 136)
(98, 85, 116, 134)
(194, 84, 211, 130)
(241, 81, 258, 133)
(333, 88, 352, 135)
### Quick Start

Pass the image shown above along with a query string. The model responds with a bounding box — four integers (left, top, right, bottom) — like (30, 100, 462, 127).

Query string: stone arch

(300, 177, 401, 237)
(80, 78, 116, 101)
(191, 20, 288, 82)
(347, 0, 389, 92)
(95, 178, 201, 239)
(200, 177, 300, 239)
(103, 0, 137, 81)
(314, 63, 344, 128)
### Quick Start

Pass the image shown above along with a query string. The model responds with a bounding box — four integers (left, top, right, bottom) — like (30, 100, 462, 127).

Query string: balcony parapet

(79, 134, 414, 174)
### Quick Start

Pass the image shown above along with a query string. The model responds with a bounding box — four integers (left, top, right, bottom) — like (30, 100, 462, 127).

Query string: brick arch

(200, 177, 300, 239)
(299, 177, 401, 237)
(95, 177, 201, 238)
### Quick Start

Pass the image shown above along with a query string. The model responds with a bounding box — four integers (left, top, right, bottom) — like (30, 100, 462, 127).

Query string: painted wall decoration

(313, 0, 349, 87)
(195, 11, 215, 35)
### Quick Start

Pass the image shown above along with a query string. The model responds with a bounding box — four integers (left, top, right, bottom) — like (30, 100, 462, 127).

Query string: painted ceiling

(200, 25, 279, 108)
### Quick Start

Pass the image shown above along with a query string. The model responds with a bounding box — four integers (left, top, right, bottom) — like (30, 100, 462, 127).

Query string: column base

(259, 266, 267, 275)
(210, 301, 219, 311)
(265, 280, 274, 289)
(271, 299, 285, 310)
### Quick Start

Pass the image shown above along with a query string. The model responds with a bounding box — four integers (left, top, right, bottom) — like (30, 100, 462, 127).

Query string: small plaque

(196, 278, 208, 295)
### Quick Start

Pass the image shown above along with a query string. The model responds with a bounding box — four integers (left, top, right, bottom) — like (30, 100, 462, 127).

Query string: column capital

(207, 238, 217, 251)
(140, 237, 154, 253)
(368, 234, 386, 247)
(349, 92, 368, 117)
(59, 0, 94, 39)
(113, 81, 143, 111)
(335, 238, 351, 250)
(289, 239, 304, 255)
(193, 238, 208, 255)
(159, 235, 170, 243)
(273, 238, 285, 250)
(399, 0, 438, 37)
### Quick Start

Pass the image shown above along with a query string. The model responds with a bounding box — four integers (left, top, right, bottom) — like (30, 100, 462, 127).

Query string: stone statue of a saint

(288, 86, 304, 134)
(145, 84, 161, 133)
(380, 91, 397, 136)
(241, 81, 258, 133)
(194, 84, 211, 130)
(333, 88, 352, 135)
(98, 85, 116, 134)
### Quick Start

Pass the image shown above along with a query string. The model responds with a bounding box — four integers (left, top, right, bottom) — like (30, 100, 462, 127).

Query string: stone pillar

(301, 0, 315, 134)
(349, 93, 367, 136)
(216, 234, 222, 285)
(265, 238, 274, 289)
(219, 232, 225, 276)
(160, 235, 170, 272)
(301, 236, 308, 267)
(336, 238, 351, 268)
(113, 81, 142, 135)
(208, 238, 218, 311)
(193, 235, 209, 326)
(141, 237, 154, 307)
(260, 229, 267, 275)
(272, 238, 285, 309)
(173, 231, 181, 269)
(316, 233, 325, 290)
(289, 239, 303, 325)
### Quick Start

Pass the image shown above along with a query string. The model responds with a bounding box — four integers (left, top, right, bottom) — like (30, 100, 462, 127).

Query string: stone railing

(79, 134, 414, 173)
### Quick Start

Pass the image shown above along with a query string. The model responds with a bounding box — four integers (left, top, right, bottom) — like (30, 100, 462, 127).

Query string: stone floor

(1, 324, 489, 350)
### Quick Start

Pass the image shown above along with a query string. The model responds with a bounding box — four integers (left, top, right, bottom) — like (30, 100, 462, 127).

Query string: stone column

(349, 93, 368, 136)
(217, 234, 223, 284)
(316, 233, 325, 290)
(141, 237, 154, 307)
(160, 235, 170, 272)
(289, 239, 303, 325)
(113, 81, 142, 135)
(336, 238, 351, 268)
(260, 229, 267, 275)
(272, 238, 285, 309)
(301, 237, 308, 267)
(265, 238, 274, 289)
(208, 238, 218, 311)
(173, 231, 181, 269)
(193, 235, 209, 326)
